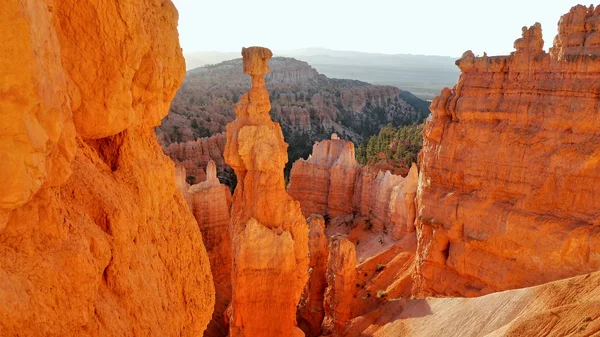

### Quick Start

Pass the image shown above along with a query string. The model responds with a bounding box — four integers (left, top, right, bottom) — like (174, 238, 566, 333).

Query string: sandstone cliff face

(417, 5, 600, 297)
(224, 47, 309, 337)
(0, 1, 214, 336)
(288, 137, 418, 238)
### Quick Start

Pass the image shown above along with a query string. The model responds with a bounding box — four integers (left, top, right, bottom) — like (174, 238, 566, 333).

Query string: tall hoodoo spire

(225, 46, 309, 337)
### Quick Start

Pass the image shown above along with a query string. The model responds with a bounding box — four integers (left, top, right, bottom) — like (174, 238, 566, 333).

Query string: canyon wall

(0, 0, 214, 336)
(224, 47, 309, 337)
(160, 57, 426, 147)
(416, 5, 600, 297)
(288, 136, 418, 237)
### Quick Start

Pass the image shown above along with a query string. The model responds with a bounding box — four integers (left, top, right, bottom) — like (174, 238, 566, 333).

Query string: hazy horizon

(184, 47, 460, 58)
(173, 0, 585, 57)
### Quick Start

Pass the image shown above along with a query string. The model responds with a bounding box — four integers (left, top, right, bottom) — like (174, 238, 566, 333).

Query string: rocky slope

(224, 47, 309, 337)
(346, 270, 600, 336)
(0, 1, 214, 336)
(159, 57, 427, 144)
(355, 123, 424, 176)
(157, 56, 429, 177)
(416, 5, 600, 297)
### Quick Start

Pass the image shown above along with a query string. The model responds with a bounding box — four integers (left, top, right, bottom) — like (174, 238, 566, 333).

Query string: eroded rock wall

(288, 135, 360, 218)
(0, 0, 214, 336)
(288, 137, 418, 237)
(416, 5, 600, 297)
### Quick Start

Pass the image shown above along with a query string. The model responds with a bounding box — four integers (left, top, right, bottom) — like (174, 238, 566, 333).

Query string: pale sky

(172, 0, 588, 57)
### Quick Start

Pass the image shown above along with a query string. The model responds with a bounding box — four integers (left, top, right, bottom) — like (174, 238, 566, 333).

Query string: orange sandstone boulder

(416, 5, 600, 297)
(0, 0, 76, 212)
(225, 47, 309, 337)
(297, 215, 329, 337)
(0, 1, 214, 336)
(52, 0, 184, 140)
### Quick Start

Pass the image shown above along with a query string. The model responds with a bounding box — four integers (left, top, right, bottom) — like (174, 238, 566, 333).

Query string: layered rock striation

(0, 1, 214, 336)
(417, 5, 600, 297)
(288, 134, 360, 218)
(224, 47, 309, 337)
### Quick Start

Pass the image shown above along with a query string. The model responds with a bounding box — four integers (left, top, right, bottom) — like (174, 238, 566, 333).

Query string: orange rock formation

(164, 133, 227, 184)
(188, 161, 233, 337)
(224, 47, 309, 337)
(297, 215, 329, 337)
(0, 0, 214, 336)
(417, 5, 600, 297)
(288, 134, 360, 217)
(322, 237, 357, 336)
(288, 137, 418, 237)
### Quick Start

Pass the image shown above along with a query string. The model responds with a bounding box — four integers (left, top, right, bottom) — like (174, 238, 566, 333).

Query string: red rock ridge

(160, 57, 423, 146)
(417, 4, 600, 297)
(0, 1, 214, 336)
